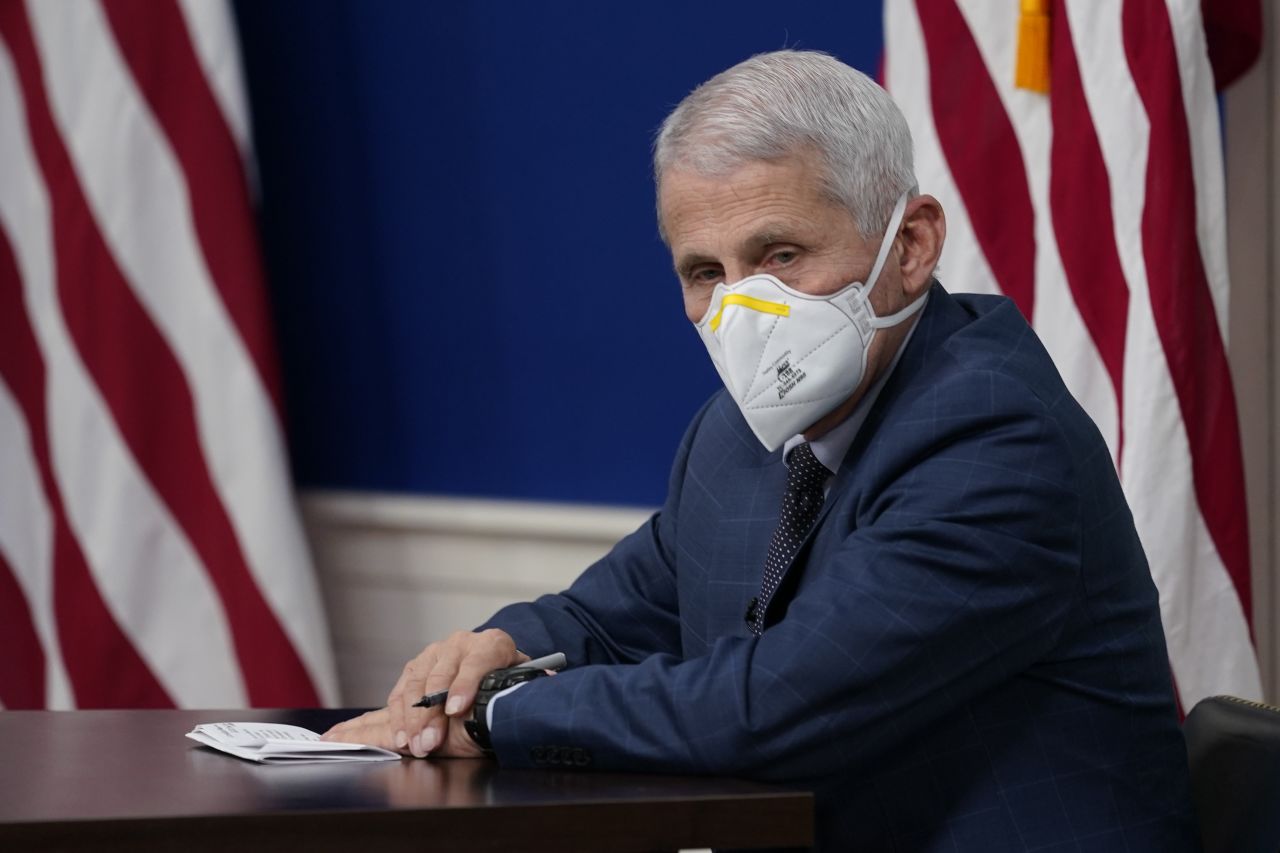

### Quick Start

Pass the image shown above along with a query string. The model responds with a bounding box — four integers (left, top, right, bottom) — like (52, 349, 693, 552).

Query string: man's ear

(897, 194, 946, 296)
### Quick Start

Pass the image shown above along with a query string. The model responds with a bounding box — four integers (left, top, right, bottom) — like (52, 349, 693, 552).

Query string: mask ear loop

(861, 186, 915, 300)
(863, 187, 929, 330)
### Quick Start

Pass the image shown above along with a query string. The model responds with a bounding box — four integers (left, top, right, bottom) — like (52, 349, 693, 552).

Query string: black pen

(413, 652, 567, 709)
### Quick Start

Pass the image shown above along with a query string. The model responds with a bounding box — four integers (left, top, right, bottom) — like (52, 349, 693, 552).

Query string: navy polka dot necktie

(746, 442, 830, 636)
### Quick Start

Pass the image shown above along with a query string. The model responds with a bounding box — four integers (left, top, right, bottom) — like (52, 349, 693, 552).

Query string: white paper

(186, 722, 400, 763)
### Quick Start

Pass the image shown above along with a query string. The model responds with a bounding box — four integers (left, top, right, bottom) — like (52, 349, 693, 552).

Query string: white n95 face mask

(694, 188, 924, 452)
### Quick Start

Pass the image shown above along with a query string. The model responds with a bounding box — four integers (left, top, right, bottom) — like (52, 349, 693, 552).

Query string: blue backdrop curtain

(234, 0, 883, 506)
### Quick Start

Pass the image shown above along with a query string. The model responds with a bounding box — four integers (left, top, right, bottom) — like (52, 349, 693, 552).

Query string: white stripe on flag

(1122, 292, 1260, 704)
(1062, 2, 1150, 315)
(0, 35, 247, 708)
(0, 377, 74, 709)
(954, 0, 1119, 459)
(27, 1, 337, 703)
(884, 0, 1002, 299)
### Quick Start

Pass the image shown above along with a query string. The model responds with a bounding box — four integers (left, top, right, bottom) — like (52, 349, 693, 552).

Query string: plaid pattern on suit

(481, 284, 1200, 852)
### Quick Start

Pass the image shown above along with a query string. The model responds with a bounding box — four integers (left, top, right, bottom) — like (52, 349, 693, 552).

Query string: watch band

(464, 664, 550, 754)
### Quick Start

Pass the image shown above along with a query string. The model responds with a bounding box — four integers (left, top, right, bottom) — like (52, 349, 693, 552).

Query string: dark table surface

(0, 708, 812, 852)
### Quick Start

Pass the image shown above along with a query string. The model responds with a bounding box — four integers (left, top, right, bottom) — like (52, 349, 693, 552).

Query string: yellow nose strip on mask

(708, 293, 790, 332)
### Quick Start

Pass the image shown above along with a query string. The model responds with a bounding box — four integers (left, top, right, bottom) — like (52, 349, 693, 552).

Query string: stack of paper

(186, 721, 400, 763)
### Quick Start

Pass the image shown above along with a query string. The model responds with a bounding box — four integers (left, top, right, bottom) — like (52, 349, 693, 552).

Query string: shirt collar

(782, 291, 928, 476)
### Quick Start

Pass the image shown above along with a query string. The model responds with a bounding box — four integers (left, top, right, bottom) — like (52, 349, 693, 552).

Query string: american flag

(0, 0, 337, 708)
(884, 0, 1263, 709)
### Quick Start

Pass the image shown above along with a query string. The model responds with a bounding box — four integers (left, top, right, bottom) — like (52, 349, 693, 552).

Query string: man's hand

(321, 706, 487, 758)
(328, 629, 527, 758)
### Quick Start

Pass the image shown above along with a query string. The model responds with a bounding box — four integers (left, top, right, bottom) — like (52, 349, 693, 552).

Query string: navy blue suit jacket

(481, 285, 1199, 851)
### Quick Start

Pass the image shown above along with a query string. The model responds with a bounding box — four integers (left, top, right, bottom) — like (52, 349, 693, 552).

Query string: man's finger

(321, 707, 390, 743)
(446, 655, 501, 716)
(326, 722, 403, 752)
(407, 642, 466, 756)
(388, 647, 438, 751)
(442, 630, 528, 716)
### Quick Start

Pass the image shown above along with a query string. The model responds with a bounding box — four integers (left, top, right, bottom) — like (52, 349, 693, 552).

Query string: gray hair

(654, 50, 916, 239)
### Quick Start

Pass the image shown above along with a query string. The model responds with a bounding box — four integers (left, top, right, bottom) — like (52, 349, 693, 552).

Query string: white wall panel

(300, 491, 652, 706)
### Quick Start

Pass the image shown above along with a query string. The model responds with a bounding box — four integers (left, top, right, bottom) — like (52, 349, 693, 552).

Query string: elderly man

(326, 51, 1199, 851)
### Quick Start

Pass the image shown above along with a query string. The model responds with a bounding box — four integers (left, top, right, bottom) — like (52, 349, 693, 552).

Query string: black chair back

(1183, 694, 1280, 853)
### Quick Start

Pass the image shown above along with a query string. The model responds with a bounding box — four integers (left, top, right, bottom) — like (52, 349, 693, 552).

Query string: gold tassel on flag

(1015, 0, 1052, 93)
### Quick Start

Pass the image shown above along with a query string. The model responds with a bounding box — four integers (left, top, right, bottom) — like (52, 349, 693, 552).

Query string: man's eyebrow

(675, 251, 718, 277)
(674, 226, 806, 276)
(746, 222, 805, 247)
(746, 231, 783, 250)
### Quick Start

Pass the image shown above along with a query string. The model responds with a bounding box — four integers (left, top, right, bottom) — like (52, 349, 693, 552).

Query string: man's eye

(690, 268, 723, 285)
(767, 250, 798, 266)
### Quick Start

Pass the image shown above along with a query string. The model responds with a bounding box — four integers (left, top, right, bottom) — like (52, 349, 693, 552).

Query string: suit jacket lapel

(755, 282, 966, 628)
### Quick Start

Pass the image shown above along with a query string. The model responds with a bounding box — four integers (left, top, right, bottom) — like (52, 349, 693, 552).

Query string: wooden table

(0, 708, 812, 852)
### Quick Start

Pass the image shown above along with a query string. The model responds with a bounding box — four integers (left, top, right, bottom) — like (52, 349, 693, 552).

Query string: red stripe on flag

(101, 0, 283, 415)
(0, 220, 171, 708)
(1048, 9, 1128, 460)
(914, 0, 1036, 320)
(1122, 0, 1252, 620)
(0, 545, 45, 709)
(0, 3, 320, 706)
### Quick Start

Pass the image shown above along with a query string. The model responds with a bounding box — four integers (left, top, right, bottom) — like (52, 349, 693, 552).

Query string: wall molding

(301, 490, 653, 541)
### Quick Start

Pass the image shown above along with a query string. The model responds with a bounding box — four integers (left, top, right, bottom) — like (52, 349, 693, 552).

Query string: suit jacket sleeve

(486, 370, 1083, 780)
(474, 396, 719, 667)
